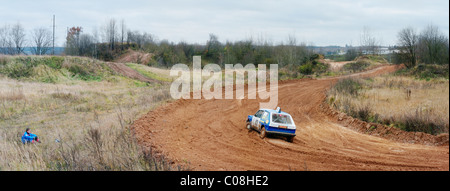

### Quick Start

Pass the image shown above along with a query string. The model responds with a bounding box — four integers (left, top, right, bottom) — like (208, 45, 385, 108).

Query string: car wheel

(246, 123, 252, 130)
(286, 136, 294, 143)
(260, 126, 266, 139)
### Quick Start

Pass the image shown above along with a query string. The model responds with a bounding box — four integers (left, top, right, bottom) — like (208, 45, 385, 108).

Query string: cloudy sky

(1, 0, 448, 46)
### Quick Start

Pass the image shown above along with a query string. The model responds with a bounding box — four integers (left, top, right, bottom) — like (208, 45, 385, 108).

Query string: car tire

(260, 126, 266, 139)
(246, 123, 252, 131)
(286, 136, 294, 143)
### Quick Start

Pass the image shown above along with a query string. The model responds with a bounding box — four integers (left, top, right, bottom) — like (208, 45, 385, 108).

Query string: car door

(260, 112, 269, 131)
(251, 110, 263, 128)
(259, 111, 269, 130)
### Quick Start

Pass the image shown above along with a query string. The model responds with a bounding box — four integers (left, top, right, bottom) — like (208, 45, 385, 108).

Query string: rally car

(246, 107, 296, 142)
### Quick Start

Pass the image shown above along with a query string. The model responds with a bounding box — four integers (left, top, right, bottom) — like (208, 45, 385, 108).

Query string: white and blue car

(246, 107, 296, 142)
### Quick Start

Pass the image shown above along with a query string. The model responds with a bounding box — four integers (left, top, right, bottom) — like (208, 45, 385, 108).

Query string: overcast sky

(1, 0, 448, 46)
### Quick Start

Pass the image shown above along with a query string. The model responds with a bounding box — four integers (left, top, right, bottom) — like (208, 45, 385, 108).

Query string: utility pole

(52, 15, 55, 55)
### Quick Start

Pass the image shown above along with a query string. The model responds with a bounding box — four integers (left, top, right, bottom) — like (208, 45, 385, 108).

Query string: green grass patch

(0, 56, 114, 83)
(125, 63, 172, 82)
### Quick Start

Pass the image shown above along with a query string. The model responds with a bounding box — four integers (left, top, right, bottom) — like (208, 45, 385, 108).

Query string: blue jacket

(21, 132, 37, 144)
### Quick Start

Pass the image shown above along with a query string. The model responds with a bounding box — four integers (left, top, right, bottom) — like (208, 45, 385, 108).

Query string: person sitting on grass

(21, 128, 41, 144)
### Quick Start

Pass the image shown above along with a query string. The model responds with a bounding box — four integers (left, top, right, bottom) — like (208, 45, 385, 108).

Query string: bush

(67, 64, 102, 81)
(356, 104, 372, 122)
(299, 63, 313, 75)
(0, 57, 64, 79)
(298, 60, 329, 76)
(400, 109, 447, 135)
(1, 61, 32, 78)
(343, 60, 371, 73)
(395, 64, 449, 80)
(44, 56, 65, 69)
(313, 61, 329, 74)
(333, 78, 362, 96)
(0, 56, 112, 82)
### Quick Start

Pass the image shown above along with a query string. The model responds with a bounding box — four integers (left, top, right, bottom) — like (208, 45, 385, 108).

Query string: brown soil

(115, 50, 154, 65)
(322, 59, 353, 71)
(132, 64, 449, 171)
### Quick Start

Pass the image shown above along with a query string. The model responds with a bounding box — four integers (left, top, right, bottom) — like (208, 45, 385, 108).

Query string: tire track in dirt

(132, 64, 449, 171)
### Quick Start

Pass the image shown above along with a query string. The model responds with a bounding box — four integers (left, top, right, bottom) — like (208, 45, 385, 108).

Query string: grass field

(327, 74, 449, 135)
(0, 56, 179, 171)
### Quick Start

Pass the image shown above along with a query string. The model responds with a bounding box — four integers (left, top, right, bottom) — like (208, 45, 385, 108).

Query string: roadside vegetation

(0, 55, 181, 171)
(327, 74, 449, 135)
(0, 56, 114, 83)
(125, 63, 173, 82)
(340, 55, 387, 73)
(326, 24, 449, 136)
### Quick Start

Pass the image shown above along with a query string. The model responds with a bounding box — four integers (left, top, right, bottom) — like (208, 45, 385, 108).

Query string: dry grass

(0, 65, 181, 170)
(328, 75, 449, 135)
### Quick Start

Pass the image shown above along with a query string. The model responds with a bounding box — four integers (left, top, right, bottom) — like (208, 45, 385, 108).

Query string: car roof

(260, 108, 290, 115)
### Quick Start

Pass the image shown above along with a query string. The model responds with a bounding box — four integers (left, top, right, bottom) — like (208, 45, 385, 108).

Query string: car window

(271, 113, 293, 125)
(261, 112, 268, 121)
(255, 110, 263, 118)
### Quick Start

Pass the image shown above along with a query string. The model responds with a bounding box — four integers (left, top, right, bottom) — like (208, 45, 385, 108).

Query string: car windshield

(271, 113, 293, 125)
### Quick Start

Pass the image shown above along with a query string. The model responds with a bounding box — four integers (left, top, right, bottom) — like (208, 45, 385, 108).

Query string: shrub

(1, 61, 32, 78)
(343, 60, 371, 73)
(399, 108, 448, 135)
(313, 61, 329, 74)
(333, 78, 362, 96)
(356, 104, 372, 122)
(0, 57, 7, 66)
(395, 64, 449, 80)
(44, 56, 65, 69)
(30, 64, 61, 83)
(299, 63, 313, 75)
(0, 56, 113, 82)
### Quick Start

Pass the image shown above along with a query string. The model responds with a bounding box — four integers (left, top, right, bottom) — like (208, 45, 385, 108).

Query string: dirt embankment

(322, 59, 353, 71)
(321, 103, 449, 146)
(132, 64, 449, 171)
(115, 50, 154, 65)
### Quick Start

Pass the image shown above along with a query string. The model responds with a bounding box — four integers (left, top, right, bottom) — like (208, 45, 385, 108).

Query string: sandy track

(132, 65, 449, 171)
(323, 59, 353, 71)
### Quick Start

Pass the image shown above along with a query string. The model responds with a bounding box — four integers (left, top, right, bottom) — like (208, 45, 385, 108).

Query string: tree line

(63, 19, 316, 68)
(1, 19, 448, 69)
(396, 24, 449, 68)
(0, 22, 53, 55)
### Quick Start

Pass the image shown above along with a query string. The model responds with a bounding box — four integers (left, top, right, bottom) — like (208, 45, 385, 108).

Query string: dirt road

(132, 65, 449, 171)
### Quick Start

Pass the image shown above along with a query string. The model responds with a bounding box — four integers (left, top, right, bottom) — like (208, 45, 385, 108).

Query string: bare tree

(397, 27, 419, 68)
(127, 30, 154, 50)
(9, 23, 26, 55)
(0, 25, 13, 55)
(31, 27, 52, 55)
(286, 34, 298, 65)
(418, 24, 449, 65)
(206, 33, 222, 64)
(78, 34, 95, 56)
(359, 26, 379, 55)
(104, 18, 117, 50)
(120, 19, 126, 50)
(92, 27, 100, 59)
